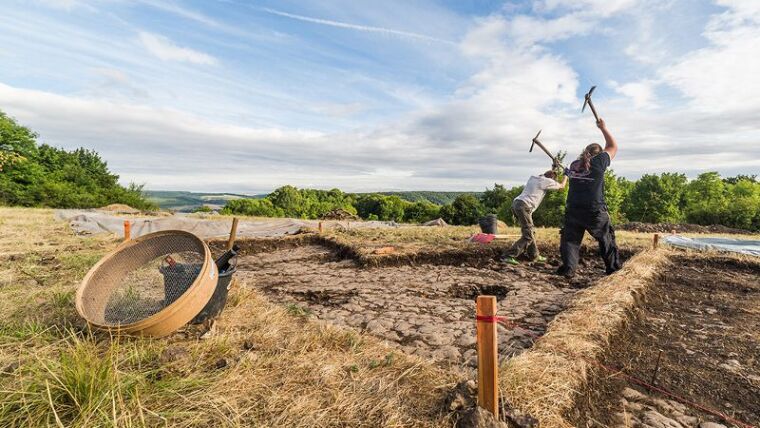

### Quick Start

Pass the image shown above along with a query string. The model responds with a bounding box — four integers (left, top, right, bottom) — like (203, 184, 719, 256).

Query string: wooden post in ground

(653, 233, 660, 249)
(227, 217, 239, 250)
(123, 220, 131, 242)
(476, 295, 499, 418)
(319, 221, 323, 234)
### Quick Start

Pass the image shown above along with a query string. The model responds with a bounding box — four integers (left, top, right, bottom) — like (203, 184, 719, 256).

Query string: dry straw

(501, 248, 669, 427)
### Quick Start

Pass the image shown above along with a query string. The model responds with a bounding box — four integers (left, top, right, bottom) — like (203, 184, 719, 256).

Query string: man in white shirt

(503, 170, 568, 265)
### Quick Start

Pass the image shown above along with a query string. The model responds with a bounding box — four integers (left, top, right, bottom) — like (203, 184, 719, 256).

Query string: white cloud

(3, 1, 759, 192)
(138, 32, 218, 65)
(610, 80, 657, 109)
(661, 0, 760, 111)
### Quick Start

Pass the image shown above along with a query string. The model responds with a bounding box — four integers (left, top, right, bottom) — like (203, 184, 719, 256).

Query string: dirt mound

(319, 209, 358, 220)
(422, 218, 448, 227)
(99, 203, 140, 214)
(617, 221, 753, 235)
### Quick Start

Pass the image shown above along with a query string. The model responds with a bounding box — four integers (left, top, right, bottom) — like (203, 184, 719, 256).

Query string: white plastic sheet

(55, 210, 397, 239)
(662, 235, 760, 257)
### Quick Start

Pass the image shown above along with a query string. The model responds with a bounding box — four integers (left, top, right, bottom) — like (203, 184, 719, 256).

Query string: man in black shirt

(557, 118, 621, 277)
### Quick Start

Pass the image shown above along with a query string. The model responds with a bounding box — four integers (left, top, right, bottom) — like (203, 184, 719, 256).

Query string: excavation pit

(237, 243, 630, 368)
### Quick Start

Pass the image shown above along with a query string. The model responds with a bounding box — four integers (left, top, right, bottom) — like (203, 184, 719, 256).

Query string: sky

(1, 0, 759, 193)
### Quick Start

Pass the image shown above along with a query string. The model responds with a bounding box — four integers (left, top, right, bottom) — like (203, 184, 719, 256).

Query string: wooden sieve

(76, 230, 218, 337)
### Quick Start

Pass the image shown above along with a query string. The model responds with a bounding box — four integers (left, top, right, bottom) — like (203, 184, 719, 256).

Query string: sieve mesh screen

(80, 233, 207, 326)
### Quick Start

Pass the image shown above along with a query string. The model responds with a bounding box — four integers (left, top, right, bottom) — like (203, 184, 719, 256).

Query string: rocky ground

(574, 254, 760, 427)
(236, 244, 616, 368)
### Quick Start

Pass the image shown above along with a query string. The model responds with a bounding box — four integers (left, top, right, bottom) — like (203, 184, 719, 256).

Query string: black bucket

(159, 263, 202, 306)
(479, 214, 499, 234)
(191, 265, 236, 324)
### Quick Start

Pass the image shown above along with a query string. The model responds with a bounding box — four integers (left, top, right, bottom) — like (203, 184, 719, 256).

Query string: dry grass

(499, 249, 670, 427)
(0, 208, 458, 427)
(324, 224, 662, 257)
(3, 207, 753, 427)
(323, 221, 760, 260)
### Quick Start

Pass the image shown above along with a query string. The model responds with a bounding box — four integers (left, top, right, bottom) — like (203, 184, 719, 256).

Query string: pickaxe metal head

(582, 85, 596, 113)
(529, 129, 542, 152)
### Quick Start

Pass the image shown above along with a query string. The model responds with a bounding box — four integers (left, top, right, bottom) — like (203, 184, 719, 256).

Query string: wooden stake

(227, 217, 239, 250)
(123, 220, 131, 242)
(476, 295, 499, 418)
(318, 221, 323, 234)
(653, 233, 660, 249)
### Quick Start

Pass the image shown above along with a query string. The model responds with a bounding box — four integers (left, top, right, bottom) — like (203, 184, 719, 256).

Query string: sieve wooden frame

(76, 230, 218, 337)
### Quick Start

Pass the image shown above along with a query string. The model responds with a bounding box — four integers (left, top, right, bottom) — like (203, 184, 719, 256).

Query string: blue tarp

(663, 236, 760, 257)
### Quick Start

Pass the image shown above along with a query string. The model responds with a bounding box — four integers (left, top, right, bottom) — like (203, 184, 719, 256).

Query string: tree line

(2, 110, 757, 231)
(221, 170, 759, 231)
(0, 111, 156, 210)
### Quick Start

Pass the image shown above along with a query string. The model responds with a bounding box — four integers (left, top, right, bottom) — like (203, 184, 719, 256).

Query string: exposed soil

(236, 243, 628, 369)
(572, 254, 760, 427)
(617, 222, 754, 235)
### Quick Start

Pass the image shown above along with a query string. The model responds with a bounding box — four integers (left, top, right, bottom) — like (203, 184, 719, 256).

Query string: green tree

(723, 174, 757, 185)
(403, 201, 440, 223)
(604, 170, 632, 223)
(440, 194, 485, 225)
(221, 198, 283, 217)
(354, 194, 406, 221)
(480, 184, 510, 213)
(624, 173, 687, 223)
(683, 172, 727, 225)
(266, 185, 304, 217)
(723, 178, 760, 231)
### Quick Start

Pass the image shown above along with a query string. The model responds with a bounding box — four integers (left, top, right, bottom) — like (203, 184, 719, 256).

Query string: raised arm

(597, 118, 617, 160)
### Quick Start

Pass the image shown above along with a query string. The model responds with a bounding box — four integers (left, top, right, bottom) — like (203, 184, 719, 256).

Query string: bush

(403, 201, 440, 223)
(440, 194, 485, 225)
(192, 205, 214, 213)
(221, 198, 284, 217)
(623, 173, 687, 223)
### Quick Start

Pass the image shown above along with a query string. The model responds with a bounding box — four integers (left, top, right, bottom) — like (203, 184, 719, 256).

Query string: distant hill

(145, 191, 262, 212)
(366, 191, 482, 205)
(146, 190, 482, 212)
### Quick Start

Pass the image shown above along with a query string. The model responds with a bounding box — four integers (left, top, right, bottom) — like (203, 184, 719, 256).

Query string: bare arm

(597, 118, 617, 160)
(546, 175, 568, 190)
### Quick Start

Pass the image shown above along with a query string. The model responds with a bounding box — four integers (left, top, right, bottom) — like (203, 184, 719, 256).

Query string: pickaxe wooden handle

(530, 130, 562, 167)
(582, 85, 601, 122)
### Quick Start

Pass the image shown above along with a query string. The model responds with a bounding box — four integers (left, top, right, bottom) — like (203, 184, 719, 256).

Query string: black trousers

(559, 207, 621, 274)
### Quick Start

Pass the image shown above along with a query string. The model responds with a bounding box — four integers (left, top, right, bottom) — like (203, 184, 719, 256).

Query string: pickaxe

(529, 130, 563, 169)
(582, 85, 600, 122)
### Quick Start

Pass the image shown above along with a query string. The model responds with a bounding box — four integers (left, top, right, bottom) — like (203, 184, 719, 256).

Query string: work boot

(501, 256, 519, 265)
(555, 265, 575, 278)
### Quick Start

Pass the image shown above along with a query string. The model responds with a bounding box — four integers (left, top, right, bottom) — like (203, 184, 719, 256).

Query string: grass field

(1, 207, 757, 427)
(0, 208, 457, 427)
